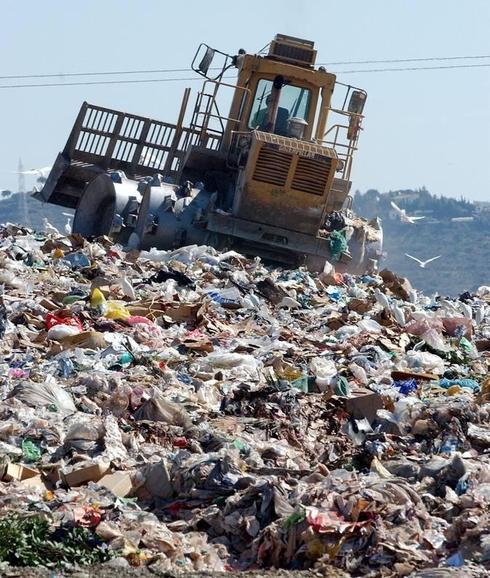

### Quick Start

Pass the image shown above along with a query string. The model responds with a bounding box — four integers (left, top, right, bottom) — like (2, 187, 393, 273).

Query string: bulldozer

(37, 33, 382, 273)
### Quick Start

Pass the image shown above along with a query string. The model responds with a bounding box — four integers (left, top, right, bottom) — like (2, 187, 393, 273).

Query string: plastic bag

(421, 328, 449, 352)
(105, 301, 131, 320)
(47, 324, 81, 340)
(45, 311, 83, 331)
(63, 252, 90, 269)
(393, 378, 418, 396)
(405, 350, 445, 375)
(309, 357, 337, 392)
(358, 318, 383, 334)
(206, 287, 242, 308)
(90, 288, 108, 315)
(102, 414, 128, 461)
(64, 419, 101, 450)
(10, 379, 76, 413)
(405, 316, 444, 336)
(335, 325, 361, 340)
(21, 439, 42, 462)
(126, 315, 154, 326)
(349, 362, 369, 384)
(134, 396, 192, 429)
(442, 317, 473, 338)
(201, 352, 259, 375)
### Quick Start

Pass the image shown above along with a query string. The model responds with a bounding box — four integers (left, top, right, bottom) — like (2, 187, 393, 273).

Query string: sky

(0, 0, 489, 201)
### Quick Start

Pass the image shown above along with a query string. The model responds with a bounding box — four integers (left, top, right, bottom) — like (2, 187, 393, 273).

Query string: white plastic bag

(10, 378, 76, 412)
(47, 324, 81, 340)
(309, 357, 337, 392)
(405, 350, 445, 375)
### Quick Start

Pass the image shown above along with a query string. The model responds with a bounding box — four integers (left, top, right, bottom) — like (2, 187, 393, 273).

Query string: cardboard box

(2, 463, 40, 482)
(62, 462, 110, 487)
(344, 388, 384, 424)
(20, 475, 47, 489)
(98, 471, 134, 498)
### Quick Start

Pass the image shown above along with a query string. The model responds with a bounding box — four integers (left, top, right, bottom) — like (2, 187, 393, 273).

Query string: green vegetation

(353, 187, 476, 220)
(0, 515, 113, 568)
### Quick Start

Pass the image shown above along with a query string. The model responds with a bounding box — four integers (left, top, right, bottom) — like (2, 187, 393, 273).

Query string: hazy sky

(1, 0, 489, 201)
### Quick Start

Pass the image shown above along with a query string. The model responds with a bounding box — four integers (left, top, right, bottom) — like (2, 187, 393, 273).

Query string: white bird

(62, 212, 72, 235)
(458, 301, 473, 320)
(405, 253, 441, 268)
(475, 304, 487, 325)
(439, 298, 459, 312)
(374, 287, 390, 310)
(390, 201, 425, 224)
(120, 274, 136, 301)
(391, 302, 406, 326)
(42, 217, 59, 236)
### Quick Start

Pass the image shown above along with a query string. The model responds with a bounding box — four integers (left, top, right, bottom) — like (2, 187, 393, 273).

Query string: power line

(336, 62, 490, 74)
(318, 54, 490, 66)
(0, 77, 200, 89)
(0, 68, 193, 80)
(0, 62, 489, 89)
(0, 54, 489, 81)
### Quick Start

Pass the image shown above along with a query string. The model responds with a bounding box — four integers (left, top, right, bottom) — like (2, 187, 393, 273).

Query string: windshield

(248, 78, 311, 136)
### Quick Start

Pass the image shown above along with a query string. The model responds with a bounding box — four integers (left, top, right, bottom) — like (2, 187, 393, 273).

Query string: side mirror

(191, 44, 217, 77)
(347, 90, 366, 115)
(192, 43, 237, 80)
(198, 47, 215, 76)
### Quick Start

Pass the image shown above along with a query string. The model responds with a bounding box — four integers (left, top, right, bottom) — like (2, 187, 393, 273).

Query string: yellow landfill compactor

(37, 34, 382, 272)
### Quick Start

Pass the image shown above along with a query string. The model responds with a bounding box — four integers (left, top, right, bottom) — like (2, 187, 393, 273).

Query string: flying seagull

(390, 201, 425, 224)
(405, 253, 441, 268)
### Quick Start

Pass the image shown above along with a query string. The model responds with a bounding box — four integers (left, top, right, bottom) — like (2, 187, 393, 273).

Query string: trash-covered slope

(0, 223, 489, 576)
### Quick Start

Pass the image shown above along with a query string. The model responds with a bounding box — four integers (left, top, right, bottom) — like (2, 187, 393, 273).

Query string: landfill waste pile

(0, 222, 489, 577)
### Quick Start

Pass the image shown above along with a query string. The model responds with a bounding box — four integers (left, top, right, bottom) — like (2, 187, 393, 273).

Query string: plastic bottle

(58, 357, 74, 378)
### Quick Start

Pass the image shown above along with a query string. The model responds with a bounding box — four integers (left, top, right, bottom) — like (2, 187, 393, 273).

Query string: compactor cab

(37, 34, 381, 272)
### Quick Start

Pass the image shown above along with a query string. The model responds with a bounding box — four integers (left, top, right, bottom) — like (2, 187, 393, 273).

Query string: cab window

(248, 78, 311, 136)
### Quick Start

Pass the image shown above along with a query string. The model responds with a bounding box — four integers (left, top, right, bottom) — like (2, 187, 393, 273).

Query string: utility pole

(17, 158, 30, 227)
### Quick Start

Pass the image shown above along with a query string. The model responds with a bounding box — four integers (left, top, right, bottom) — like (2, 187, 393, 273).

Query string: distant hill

(379, 220, 489, 296)
(354, 188, 490, 296)
(0, 192, 73, 233)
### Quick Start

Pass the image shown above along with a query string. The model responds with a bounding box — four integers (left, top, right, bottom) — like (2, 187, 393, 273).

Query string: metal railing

(64, 102, 221, 179)
(188, 80, 251, 150)
(319, 107, 364, 183)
